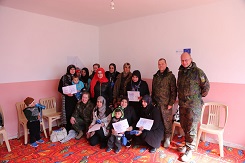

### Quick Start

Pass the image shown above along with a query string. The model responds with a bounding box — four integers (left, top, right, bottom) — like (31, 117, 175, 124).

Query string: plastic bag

(50, 127, 67, 142)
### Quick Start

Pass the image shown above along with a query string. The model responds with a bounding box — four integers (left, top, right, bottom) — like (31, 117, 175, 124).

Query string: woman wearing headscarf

(87, 96, 112, 149)
(105, 63, 120, 106)
(80, 67, 91, 92)
(135, 95, 164, 153)
(119, 97, 137, 147)
(90, 67, 110, 105)
(58, 64, 78, 132)
(126, 70, 149, 118)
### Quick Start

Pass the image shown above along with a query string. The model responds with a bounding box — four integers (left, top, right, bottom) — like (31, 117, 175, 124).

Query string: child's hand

(139, 126, 144, 131)
(135, 130, 142, 136)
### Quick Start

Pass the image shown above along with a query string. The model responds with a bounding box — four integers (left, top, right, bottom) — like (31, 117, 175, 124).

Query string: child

(23, 97, 44, 147)
(72, 76, 84, 100)
(106, 107, 125, 154)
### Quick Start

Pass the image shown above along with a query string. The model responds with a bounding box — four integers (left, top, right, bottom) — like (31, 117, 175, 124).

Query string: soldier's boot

(180, 149, 193, 162)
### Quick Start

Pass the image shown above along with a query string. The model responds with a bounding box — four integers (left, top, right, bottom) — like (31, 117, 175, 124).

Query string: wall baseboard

(204, 137, 245, 150)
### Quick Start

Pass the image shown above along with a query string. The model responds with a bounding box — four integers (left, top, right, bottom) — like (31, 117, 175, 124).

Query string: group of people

(21, 51, 208, 162)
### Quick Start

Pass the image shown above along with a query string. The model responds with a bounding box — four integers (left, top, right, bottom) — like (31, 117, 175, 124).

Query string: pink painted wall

(0, 79, 62, 139)
(1, 79, 244, 148)
(144, 79, 245, 148)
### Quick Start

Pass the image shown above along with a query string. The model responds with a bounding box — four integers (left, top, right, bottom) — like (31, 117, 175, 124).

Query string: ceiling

(0, 0, 221, 26)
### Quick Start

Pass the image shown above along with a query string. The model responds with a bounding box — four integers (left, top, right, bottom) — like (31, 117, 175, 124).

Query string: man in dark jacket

(177, 52, 210, 162)
(152, 58, 177, 148)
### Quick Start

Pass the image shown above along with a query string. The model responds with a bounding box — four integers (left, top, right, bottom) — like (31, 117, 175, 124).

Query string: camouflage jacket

(177, 62, 210, 108)
(72, 100, 94, 124)
(152, 67, 177, 107)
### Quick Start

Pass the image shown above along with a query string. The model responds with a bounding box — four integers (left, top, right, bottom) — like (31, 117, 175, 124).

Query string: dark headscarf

(109, 63, 117, 72)
(141, 95, 153, 117)
(142, 94, 152, 105)
(81, 67, 90, 83)
(66, 64, 76, 75)
(131, 70, 142, 90)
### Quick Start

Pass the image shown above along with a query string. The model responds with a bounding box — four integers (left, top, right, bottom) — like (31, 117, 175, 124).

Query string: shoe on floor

(178, 146, 187, 153)
(30, 142, 39, 147)
(149, 148, 157, 153)
(36, 139, 44, 143)
(106, 148, 112, 152)
(163, 137, 170, 148)
(126, 141, 131, 148)
(75, 131, 84, 140)
(180, 150, 193, 162)
(115, 148, 121, 154)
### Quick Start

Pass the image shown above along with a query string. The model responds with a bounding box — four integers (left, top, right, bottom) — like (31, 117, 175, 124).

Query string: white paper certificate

(112, 119, 129, 133)
(88, 124, 101, 133)
(127, 91, 140, 102)
(136, 118, 154, 131)
(62, 85, 77, 94)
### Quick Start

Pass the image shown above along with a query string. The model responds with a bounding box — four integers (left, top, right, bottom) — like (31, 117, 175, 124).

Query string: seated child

(106, 107, 125, 154)
(23, 97, 44, 147)
(72, 76, 84, 100)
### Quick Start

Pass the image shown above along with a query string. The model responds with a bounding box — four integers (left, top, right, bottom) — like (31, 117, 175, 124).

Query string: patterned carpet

(1, 133, 244, 163)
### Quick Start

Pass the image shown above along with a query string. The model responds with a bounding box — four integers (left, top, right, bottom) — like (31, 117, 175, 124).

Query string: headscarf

(142, 94, 152, 105)
(131, 70, 142, 91)
(80, 67, 89, 83)
(63, 64, 76, 86)
(141, 95, 153, 117)
(96, 96, 107, 119)
(90, 68, 108, 98)
(66, 64, 76, 75)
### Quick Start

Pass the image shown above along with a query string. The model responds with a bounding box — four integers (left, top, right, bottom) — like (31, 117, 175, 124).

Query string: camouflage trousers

(159, 105, 172, 139)
(179, 107, 202, 150)
(72, 117, 89, 133)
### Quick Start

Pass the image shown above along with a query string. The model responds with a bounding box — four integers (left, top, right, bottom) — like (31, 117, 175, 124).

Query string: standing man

(177, 52, 210, 162)
(152, 58, 177, 148)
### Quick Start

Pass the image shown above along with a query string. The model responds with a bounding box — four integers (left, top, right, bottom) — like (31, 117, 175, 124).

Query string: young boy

(23, 97, 44, 147)
(72, 76, 84, 100)
(106, 107, 125, 154)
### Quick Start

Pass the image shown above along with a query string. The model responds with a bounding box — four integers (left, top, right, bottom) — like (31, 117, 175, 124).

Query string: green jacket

(177, 62, 210, 108)
(72, 100, 94, 125)
(152, 67, 177, 107)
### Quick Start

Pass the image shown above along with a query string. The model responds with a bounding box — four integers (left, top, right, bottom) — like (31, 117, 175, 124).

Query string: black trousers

(89, 128, 107, 147)
(27, 120, 41, 144)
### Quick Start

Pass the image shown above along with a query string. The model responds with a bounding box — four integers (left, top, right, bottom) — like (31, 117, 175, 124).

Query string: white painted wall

(99, 0, 245, 84)
(0, 6, 99, 83)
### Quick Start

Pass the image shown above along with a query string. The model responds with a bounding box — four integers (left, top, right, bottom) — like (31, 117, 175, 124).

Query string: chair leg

(41, 121, 48, 138)
(218, 134, 224, 157)
(2, 132, 11, 152)
(48, 118, 52, 136)
(17, 123, 21, 139)
(23, 125, 28, 145)
(195, 130, 202, 151)
(0, 133, 3, 145)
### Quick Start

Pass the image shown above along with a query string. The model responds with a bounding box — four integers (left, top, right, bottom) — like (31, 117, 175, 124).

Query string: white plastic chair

(171, 121, 182, 141)
(39, 97, 61, 135)
(195, 102, 228, 157)
(0, 105, 11, 152)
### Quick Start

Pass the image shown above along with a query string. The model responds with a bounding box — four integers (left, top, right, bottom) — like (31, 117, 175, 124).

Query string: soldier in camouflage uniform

(177, 52, 210, 162)
(70, 92, 95, 140)
(152, 58, 177, 148)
